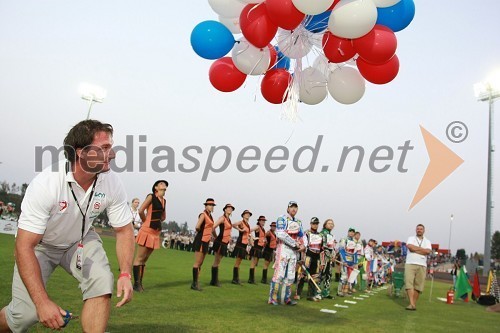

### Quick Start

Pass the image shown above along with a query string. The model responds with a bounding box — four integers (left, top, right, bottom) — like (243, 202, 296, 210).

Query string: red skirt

(136, 227, 161, 250)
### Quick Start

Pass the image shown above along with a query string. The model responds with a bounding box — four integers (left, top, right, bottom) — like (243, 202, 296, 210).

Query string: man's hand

(116, 276, 133, 307)
(36, 299, 66, 330)
(298, 244, 306, 253)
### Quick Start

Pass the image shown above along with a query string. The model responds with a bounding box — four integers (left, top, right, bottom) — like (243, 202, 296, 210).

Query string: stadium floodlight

(79, 83, 107, 120)
(474, 69, 500, 276)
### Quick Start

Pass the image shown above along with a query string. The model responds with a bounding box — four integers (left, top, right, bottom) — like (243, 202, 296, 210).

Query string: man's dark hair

(416, 223, 425, 229)
(63, 120, 113, 162)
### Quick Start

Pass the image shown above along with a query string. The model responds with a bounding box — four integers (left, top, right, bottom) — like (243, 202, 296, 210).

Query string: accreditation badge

(76, 242, 84, 270)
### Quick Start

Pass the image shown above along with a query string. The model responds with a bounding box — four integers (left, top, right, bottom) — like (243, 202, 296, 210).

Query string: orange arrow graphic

(409, 125, 464, 210)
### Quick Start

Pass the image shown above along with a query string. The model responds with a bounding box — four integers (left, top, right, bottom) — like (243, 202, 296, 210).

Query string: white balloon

(327, 67, 365, 104)
(277, 27, 313, 59)
(219, 16, 241, 34)
(208, 0, 245, 18)
(299, 67, 328, 105)
(232, 38, 271, 75)
(328, 0, 378, 39)
(373, 0, 401, 8)
(292, 0, 335, 15)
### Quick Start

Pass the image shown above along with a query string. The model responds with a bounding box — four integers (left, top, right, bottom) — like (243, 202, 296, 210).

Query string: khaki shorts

(405, 264, 426, 293)
(6, 230, 113, 333)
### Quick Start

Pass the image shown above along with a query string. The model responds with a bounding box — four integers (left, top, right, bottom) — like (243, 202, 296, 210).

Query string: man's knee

(82, 267, 114, 300)
(3, 302, 39, 333)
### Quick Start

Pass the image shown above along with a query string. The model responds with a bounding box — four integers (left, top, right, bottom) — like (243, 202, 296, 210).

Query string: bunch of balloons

(191, 0, 415, 107)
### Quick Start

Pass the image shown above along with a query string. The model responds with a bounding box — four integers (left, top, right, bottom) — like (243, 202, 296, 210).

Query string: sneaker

(307, 297, 319, 302)
(268, 300, 279, 306)
(315, 295, 322, 300)
(285, 300, 298, 306)
(337, 292, 345, 297)
(323, 295, 334, 299)
(293, 295, 301, 300)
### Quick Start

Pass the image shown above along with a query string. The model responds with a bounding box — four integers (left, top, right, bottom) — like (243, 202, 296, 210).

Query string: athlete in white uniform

(268, 201, 307, 306)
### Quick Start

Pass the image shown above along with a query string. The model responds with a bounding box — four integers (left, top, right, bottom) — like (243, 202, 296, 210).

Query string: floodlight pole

(483, 86, 495, 276)
(476, 81, 498, 276)
(86, 96, 95, 120)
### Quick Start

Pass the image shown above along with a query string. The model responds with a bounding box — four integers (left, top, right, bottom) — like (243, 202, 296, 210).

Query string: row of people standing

(191, 199, 278, 291)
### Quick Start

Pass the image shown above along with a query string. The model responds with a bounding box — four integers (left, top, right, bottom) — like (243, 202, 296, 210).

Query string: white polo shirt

(18, 160, 132, 249)
(406, 235, 432, 267)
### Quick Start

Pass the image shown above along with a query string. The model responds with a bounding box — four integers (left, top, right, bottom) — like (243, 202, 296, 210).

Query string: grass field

(0, 233, 498, 333)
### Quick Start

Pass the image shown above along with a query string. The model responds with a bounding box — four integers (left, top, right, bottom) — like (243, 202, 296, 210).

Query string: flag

(471, 270, 481, 301)
(348, 269, 360, 284)
(486, 270, 493, 294)
(455, 266, 472, 300)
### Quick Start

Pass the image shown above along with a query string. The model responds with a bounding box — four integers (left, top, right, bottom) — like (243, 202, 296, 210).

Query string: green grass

(0, 233, 498, 333)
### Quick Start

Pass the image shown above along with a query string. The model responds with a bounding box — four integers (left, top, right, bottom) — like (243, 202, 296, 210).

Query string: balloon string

(283, 127, 295, 145)
(281, 58, 302, 122)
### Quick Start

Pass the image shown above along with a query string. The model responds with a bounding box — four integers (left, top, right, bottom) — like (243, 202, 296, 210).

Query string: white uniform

(268, 214, 307, 304)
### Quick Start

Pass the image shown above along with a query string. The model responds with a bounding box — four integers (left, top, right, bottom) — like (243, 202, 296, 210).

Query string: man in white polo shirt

(0, 120, 135, 332)
(404, 224, 432, 311)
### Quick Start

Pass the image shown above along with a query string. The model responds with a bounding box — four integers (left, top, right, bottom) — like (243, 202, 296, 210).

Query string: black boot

(232, 267, 241, 285)
(248, 268, 256, 284)
(261, 269, 268, 284)
(296, 279, 305, 299)
(133, 265, 141, 292)
(137, 265, 145, 292)
(210, 266, 221, 287)
(191, 267, 202, 291)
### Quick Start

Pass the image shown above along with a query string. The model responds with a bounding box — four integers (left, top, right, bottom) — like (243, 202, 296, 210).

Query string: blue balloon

(376, 0, 415, 32)
(190, 21, 235, 60)
(275, 56, 291, 70)
(304, 11, 330, 33)
(273, 46, 291, 70)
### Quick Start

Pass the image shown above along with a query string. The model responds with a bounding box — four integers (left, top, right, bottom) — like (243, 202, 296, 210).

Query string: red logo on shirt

(59, 200, 68, 212)
(94, 202, 101, 210)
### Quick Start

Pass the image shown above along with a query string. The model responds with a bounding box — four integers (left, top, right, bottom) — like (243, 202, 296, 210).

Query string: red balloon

(322, 32, 356, 63)
(357, 55, 400, 85)
(353, 24, 397, 65)
(209, 57, 247, 92)
(261, 69, 292, 104)
(328, 0, 341, 10)
(266, 0, 305, 30)
(240, 3, 278, 48)
(268, 44, 278, 69)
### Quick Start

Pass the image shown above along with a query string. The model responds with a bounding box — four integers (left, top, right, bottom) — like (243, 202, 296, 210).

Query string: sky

(0, 0, 499, 254)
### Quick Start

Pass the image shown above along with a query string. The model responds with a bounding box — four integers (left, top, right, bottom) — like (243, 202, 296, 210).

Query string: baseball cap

(310, 217, 320, 224)
(288, 201, 298, 207)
